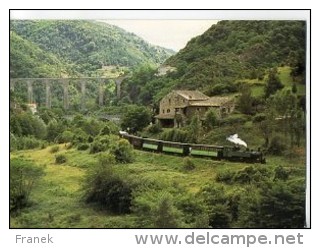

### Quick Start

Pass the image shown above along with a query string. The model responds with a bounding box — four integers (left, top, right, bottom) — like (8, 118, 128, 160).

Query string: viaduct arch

(10, 76, 127, 110)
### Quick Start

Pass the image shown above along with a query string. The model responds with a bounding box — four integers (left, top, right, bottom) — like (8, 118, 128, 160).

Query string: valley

(10, 20, 307, 228)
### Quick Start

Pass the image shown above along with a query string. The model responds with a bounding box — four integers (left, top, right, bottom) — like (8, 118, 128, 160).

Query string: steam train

(120, 131, 266, 164)
(217, 146, 266, 164)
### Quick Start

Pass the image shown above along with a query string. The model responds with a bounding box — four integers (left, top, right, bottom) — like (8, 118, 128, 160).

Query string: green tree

(208, 204, 232, 228)
(258, 182, 305, 228)
(237, 181, 305, 228)
(111, 139, 135, 163)
(188, 115, 202, 143)
(83, 153, 132, 214)
(153, 192, 181, 228)
(10, 158, 44, 214)
(46, 120, 64, 142)
(203, 108, 218, 130)
(58, 130, 74, 143)
(121, 105, 152, 133)
(201, 183, 232, 228)
(238, 84, 254, 114)
(270, 90, 304, 147)
(264, 68, 284, 98)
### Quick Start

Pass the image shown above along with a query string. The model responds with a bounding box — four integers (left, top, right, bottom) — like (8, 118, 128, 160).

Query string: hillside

(10, 32, 75, 78)
(119, 20, 306, 105)
(10, 20, 175, 75)
(165, 20, 306, 92)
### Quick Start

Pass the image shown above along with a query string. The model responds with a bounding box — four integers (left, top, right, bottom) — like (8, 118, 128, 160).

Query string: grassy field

(278, 66, 306, 95)
(10, 144, 306, 228)
(241, 66, 306, 97)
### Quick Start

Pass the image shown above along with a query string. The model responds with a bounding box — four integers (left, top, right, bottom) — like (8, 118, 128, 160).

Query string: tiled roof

(175, 90, 209, 101)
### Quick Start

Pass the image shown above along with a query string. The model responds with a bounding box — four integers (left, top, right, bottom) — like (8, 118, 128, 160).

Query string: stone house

(155, 90, 234, 127)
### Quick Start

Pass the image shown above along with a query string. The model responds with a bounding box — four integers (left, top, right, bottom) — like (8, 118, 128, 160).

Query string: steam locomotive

(217, 146, 266, 164)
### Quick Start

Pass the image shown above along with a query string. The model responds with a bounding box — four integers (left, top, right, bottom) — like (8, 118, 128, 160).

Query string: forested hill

(10, 32, 75, 78)
(10, 20, 175, 75)
(165, 20, 306, 91)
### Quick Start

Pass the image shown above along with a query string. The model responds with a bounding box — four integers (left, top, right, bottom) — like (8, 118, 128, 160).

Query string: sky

(100, 20, 218, 51)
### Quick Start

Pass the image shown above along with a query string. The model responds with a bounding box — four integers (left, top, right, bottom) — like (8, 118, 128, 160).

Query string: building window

(167, 109, 170, 113)
(162, 109, 165, 114)
(168, 98, 171, 104)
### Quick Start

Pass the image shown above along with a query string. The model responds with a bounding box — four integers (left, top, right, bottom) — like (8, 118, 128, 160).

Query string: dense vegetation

(166, 20, 305, 90)
(10, 20, 174, 76)
(10, 32, 73, 78)
(120, 21, 305, 106)
(10, 20, 307, 228)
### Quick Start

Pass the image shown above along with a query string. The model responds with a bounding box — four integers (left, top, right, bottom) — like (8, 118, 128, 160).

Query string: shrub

(153, 192, 184, 228)
(77, 143, 89, 151)
(253, 113, 267, 123)
(99, 122, 120, 136)
(40, 142, 48, 149)
(274, 165, 289, 181)
(220, 114, 248, 125)
(89, 140, 108, 154)
(50, 145, 60, 153)
(216, 170, 235, 184)
(46, 120, 65, 142)
(146, 122, 162, 134)
(208, 203, 232, 228)
(238, 181, 305, 228)
(100, 125, 111, 136)
(182, 157, 195, 171)
(111, 139, 135, 163)
(55, 154, 67, 164)
(176, 194, 207, 226)
(208, 83, 237, 95)
(233, 166, 271, 184)
(98, 152, 116, 166)
(268, 135, 288, 155)
(10, 158, 44, 214)
(23, 137, 42, 150)
(200, 183, 232, 228)
(14, 136, 43, 150)
(87, 136, 94, 143)
(83, 159, 132, 214)
(71, 128, 88, 146)
(58, 130, 74, 143)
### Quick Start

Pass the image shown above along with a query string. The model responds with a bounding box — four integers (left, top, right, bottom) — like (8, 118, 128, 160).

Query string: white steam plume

(226, 134, 247, 148)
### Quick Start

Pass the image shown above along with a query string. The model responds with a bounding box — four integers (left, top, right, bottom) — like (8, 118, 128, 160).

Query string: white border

(10, 9, 309, 20)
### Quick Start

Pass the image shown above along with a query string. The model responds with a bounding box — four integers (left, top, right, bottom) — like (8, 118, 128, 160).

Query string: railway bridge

(10, 75, 127, 109)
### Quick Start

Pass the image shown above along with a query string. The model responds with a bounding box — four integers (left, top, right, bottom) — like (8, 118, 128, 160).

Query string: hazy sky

(100, 20, 218, 51)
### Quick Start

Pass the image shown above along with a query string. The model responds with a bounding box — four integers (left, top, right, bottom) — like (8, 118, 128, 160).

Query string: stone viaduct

(9, 76, 127, 110)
